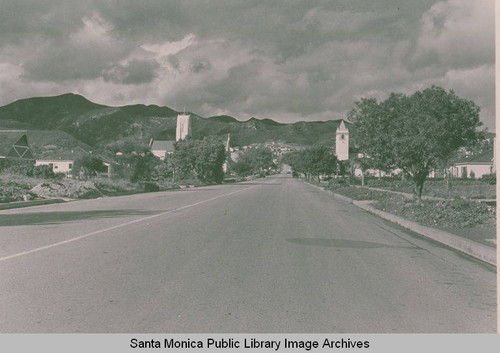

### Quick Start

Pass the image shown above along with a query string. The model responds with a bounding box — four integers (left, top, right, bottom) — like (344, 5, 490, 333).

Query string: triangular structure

(0, 131, 35, 159)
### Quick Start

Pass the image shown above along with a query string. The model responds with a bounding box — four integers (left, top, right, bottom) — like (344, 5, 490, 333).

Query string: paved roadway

(0, 175, 496, 332)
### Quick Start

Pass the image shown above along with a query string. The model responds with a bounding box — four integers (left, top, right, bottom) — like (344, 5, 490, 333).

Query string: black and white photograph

(0, 0, 496, 338)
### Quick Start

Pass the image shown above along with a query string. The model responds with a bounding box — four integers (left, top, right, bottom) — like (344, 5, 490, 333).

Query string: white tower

(176, 114, 191, 141)
(225, 133, 231, 152)
(223, 133, 231, 173)
(335, 120, 349, 161)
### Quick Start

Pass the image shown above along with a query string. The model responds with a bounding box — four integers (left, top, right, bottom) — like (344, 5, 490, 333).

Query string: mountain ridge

(0, 93, 348, 149)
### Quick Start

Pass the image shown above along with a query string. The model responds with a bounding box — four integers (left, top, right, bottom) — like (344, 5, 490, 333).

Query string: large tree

(348, 86, 483, 199)
(283, 145, 337, 181)
(232, 147, 274, 176)
(73, 155, 107, 178)
(173, 137, 226, 183)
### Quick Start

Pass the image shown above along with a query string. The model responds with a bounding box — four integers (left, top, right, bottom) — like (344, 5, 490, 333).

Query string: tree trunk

(361, 172, 365, 186)
(413, 174, 426, 202)
(416, 181, 424, 201)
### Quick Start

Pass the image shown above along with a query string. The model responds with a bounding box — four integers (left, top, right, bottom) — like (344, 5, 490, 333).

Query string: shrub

(32, 165, 57, 179)
(326, 176, 361, 189)
(0, 159, 34, 176)
(374, 197, 495, 228)
(143, 182, 160, 192)
(480, 174, 496, 185)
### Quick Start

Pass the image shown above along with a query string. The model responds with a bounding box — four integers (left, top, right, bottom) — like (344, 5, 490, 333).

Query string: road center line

(0, 185, 259, 263)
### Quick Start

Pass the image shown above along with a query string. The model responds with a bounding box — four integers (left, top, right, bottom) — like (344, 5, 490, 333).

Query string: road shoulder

(307, 182, 496, 267)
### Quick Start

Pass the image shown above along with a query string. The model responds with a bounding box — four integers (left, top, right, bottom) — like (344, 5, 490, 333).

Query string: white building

(35, 148, 113, 177)
(149, 140, 175, 160)
(35, 159, 74, 174)
(223, 133, 231, 173)
(450, 150, 494, 178)
(335, 120, 349, 161)
(176, 114, 191, 141)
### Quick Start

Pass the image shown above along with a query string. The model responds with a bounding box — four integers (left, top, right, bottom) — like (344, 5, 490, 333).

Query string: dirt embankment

(30, 180, 103, 199)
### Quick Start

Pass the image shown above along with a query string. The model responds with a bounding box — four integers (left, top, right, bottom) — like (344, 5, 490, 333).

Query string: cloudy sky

(0, 0, 495, 129)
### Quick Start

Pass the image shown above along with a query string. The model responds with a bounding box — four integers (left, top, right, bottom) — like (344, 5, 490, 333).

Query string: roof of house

(35, 147, 91, 161)
(151, 140, 175, 152)
(26, 129, 92, 156)
(0, 130, 35, 159)
(22, 130, 115, 163)
(35, 147, 115, 164)
(454, 149, 493, 165)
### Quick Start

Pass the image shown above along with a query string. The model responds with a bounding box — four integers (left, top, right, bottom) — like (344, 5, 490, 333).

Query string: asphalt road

(0, 175, 496, 332)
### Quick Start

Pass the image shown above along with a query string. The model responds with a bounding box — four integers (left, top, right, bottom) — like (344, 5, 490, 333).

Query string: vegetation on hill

(0, 93, 105, 129)
(0, 93, 351, 151)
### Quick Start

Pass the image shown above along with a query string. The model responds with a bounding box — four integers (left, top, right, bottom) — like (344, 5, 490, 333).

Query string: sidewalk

(353, 185, 445, 201)
(308, 182, 496, 267)
(354, 185, 496, 204)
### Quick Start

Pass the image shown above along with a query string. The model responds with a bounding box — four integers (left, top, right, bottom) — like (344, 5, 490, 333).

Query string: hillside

(0, 93, 349, 149)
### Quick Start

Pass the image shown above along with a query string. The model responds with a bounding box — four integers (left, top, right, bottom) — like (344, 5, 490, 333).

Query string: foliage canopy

(348, 86, 483, 198)
(232, 147, 274, 176)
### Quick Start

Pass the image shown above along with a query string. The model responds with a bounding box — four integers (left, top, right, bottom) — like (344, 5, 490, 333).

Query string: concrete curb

(0, 198, 66, 211)
(307, 182, 496, 267)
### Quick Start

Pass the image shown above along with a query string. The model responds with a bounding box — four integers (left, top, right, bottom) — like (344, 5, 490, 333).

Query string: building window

(54, 165, 58, 169)
(341, 134, 344, 140)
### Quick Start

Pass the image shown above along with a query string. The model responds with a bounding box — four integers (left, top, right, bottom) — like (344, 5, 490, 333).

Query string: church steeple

(335, 120, 349, 161)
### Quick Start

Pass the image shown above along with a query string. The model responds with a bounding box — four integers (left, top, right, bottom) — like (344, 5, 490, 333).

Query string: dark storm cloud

(16, 10, 131, 82)
(0, 0, 495, 129)
(0, 0, 96, 46)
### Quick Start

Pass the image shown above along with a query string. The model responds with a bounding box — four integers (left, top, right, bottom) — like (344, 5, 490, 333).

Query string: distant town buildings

(1, 112, 494, 181)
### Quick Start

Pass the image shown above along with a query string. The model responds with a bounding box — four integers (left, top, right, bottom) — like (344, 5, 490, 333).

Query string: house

(149, 139, 175, 160)
(35, 147, 114, 177)
(10, 130, 114, 177)
(450, 149, 494, 178)
(0, 130, 35, 159)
